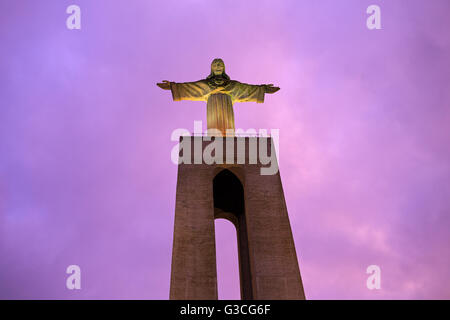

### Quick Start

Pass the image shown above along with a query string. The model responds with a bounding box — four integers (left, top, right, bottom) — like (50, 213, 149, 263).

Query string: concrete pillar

(169, 136, 305, 300)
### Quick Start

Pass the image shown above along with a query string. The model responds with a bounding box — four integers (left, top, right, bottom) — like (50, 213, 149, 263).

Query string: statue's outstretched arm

(157, 80, 211, 102)
(231, 82, 280, 103)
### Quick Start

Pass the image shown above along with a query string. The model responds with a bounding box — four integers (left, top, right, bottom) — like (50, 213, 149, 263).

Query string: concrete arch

(213, 169, 253, 299)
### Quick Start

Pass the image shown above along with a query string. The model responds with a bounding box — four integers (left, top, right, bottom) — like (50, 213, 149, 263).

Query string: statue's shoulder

(196, 79, 211, 86)
(226, 80, 239, 87)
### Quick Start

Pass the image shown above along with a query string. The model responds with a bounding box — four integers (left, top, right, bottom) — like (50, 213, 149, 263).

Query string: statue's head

(207, 58, 230, 80)
(211, 58, 225, 75)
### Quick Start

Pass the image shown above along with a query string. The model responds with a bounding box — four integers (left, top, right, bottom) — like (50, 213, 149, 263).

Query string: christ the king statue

(157, 58, 280, 135)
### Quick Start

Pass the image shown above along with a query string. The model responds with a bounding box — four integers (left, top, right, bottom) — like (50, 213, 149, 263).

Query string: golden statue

(157, 58, 280, 135)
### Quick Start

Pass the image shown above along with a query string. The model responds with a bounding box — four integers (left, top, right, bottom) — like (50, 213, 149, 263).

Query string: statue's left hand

(157, 80, 171, 90)
(264, 84, 280, 94)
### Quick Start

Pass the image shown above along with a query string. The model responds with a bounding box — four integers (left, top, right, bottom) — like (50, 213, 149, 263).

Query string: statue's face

(211, 60, 225, 76)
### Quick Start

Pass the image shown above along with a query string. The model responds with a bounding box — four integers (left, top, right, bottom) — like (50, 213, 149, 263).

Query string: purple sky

(1, 0, 449, 299)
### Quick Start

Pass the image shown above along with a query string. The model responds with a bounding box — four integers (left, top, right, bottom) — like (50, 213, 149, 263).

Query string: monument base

(170, 136, 305, 300)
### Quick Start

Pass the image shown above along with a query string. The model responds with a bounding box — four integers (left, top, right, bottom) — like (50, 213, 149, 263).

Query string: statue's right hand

(157, 80, 171, 90)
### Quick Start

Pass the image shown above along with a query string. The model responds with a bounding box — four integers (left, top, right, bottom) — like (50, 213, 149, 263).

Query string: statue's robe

(169, 79, 266, 135)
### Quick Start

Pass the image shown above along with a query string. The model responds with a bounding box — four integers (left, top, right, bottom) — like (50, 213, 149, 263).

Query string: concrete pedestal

(169, 136, 305, 300)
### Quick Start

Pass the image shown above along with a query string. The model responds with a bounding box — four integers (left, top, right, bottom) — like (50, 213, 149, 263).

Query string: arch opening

(213, 169, 253, 300)
(214, 218, 240, 300)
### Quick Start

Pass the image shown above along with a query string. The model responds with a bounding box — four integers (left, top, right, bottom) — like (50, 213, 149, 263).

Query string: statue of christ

(157, 58, 280, 135)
